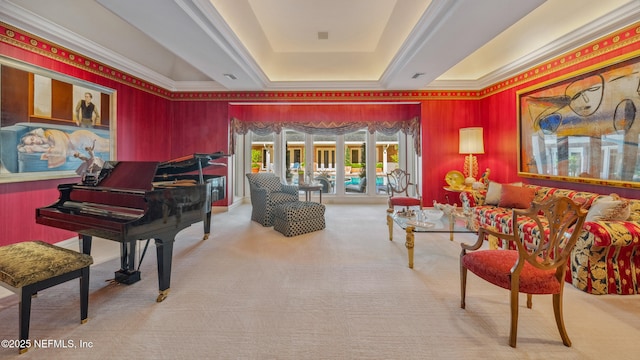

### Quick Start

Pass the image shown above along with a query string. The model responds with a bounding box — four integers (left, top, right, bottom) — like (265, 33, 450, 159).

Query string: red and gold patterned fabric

(460, 185, 640, 295)
(462, 250, 562, 294)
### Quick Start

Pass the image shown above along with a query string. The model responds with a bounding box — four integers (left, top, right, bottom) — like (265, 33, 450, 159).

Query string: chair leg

(553, 292, 572, 347)
(526, 293, 532, 309)
(386, 209, 394, 241)
(509, 288, 519, 348)
(80, 267, 90, 324)
(18, 288, 33, 354)
(460, 262, 467, 309)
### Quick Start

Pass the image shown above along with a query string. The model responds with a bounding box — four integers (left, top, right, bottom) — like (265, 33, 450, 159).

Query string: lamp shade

(459, 127, 484, 154)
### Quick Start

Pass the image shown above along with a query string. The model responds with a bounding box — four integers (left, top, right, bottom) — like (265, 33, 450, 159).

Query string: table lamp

(459, 127, 484, 187)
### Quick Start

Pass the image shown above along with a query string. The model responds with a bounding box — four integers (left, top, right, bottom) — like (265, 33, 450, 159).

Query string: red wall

(479, 90, 520, 185)
(420, 99, 480, 204)
(229, 103, 421, 122)
(170, 101, 230, 204)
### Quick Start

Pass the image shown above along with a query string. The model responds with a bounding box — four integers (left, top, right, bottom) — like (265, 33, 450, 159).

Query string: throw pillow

(485, 181, 524, 206)
(484, 181, 502, 205)
(498, 184, 535, 209)
(586, 194, 631, 222)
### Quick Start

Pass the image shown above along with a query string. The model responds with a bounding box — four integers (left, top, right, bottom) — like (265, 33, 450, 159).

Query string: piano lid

(155, 152, 228, 177)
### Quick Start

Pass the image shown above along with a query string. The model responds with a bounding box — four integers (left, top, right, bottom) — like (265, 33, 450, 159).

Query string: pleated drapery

(231, 116, 421, 155)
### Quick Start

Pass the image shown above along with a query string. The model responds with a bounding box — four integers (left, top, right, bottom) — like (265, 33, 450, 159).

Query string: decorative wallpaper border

(169, 90, 484, 101)
(1, 21, 639, 101)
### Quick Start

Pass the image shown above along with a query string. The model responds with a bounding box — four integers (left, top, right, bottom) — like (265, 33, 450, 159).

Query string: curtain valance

(231, 117, 421, 155)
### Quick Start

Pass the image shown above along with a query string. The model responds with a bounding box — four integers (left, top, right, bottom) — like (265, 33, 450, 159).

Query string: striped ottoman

(274, 201, 326, 237)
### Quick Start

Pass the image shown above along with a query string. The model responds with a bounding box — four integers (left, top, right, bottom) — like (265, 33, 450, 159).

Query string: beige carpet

(0, 203, 638, 359)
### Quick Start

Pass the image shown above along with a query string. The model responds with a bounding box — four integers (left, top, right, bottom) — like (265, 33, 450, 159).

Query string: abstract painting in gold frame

(517, 51, 640, 188)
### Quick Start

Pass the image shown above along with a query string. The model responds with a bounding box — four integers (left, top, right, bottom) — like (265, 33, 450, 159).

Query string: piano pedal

(114, 270, 141, 285)
(105, 278, 119, 285)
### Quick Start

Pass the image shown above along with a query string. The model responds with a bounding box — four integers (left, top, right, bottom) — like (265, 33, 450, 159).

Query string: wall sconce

(459, 127, 484, 186)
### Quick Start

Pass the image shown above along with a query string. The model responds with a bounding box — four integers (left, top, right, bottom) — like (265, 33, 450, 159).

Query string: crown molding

(423, 80, 480, 91)
(261, 80, 387, 91)
(173, 81, 227, 92)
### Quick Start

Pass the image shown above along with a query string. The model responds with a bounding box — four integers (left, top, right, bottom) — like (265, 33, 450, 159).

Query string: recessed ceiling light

(317, 31, 329, 40)
(223, 73, 237, 80)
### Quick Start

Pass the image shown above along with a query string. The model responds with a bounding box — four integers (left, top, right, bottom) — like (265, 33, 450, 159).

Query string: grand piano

(35, 152, 227, 302)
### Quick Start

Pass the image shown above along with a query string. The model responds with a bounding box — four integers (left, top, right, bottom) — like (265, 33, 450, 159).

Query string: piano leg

(79, 235, 92, 255)
(154, 238, 174, 302)
(202, 187, 213, 240)
(202, 209, 212, 240)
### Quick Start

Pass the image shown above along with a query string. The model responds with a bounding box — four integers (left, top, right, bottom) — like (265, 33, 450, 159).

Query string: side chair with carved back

(460, 196, 587, 347)
(386, 168, 422, 211)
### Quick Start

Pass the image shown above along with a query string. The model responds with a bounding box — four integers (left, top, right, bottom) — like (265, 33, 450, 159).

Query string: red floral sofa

(460, 184, 640, 295)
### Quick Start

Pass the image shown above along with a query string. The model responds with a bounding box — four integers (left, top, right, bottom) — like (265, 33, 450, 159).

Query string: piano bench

(0, 241, 93, 354)
(274, 201, 326, 237)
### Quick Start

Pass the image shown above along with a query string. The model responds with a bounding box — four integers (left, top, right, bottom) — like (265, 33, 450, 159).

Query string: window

(251, 133, 274, 172)
(344, 130, 367, 195)
(285, 129, 305, 184)
(375, 131, 401, 194)
(234, 122, 420, 202)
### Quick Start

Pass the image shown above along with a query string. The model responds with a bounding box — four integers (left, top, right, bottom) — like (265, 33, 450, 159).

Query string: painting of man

(75, 92, 100, 128)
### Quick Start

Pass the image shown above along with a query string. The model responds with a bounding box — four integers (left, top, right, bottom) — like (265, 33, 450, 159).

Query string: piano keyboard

(61, 201, 144, 220)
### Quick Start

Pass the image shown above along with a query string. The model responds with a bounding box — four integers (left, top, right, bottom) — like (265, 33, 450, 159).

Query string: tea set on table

(396, 201, 457, 219)
(396, 200, 473, 230)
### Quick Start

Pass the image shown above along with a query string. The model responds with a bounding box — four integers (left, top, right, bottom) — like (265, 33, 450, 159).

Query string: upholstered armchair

(246, 173, 299, 226)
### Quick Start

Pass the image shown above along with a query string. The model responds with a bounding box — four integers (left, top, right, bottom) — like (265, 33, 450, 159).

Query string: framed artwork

(0, 57, 116, 184)
(517, 51, 640, 188)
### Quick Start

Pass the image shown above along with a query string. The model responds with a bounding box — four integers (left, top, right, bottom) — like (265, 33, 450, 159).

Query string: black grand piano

(35, 152, 227, 302)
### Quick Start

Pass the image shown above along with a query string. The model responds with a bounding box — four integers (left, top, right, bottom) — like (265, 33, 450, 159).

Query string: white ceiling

(1, 0, 639, 92)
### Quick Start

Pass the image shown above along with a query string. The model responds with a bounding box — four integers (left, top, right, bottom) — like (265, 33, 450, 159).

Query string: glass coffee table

(386, 208, 476, 268)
